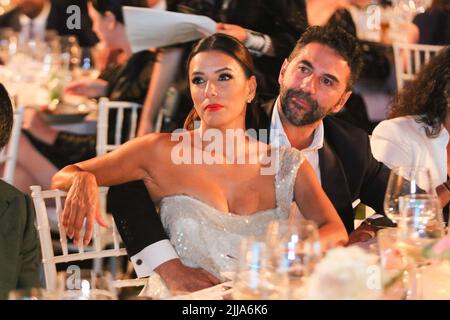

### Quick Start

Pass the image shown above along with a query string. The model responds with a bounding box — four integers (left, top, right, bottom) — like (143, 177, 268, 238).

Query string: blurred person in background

(8, 0, 153, 193)
(0, 0, 98, 48)
(407, 0, 450, 45)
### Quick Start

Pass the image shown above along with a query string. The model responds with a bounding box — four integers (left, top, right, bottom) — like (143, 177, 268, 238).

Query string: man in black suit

(0, 0, 97, 48)
(108, 25, 391, 292)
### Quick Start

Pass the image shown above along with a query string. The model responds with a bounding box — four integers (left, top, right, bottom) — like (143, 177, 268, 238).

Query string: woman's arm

(64, 78, 108, 98)
(294, 160, 349, 250)
(51, 134, 162, 246)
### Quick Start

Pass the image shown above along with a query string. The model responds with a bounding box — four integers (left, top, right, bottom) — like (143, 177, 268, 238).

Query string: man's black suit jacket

(0, 0, 98, 47)
(110, 99, 390, 257)
(258, 100, 390, 233)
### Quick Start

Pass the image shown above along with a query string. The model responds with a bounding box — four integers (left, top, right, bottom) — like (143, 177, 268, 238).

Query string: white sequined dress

(140, 146, 304, 298)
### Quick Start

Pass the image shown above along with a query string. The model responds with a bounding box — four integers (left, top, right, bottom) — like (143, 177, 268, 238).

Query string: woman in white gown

(52, 34, 348, 295)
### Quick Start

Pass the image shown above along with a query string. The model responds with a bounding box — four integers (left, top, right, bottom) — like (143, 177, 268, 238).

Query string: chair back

(393, 42, 444, 90)
(29, 185, 149, 292)
(96, 97, 141, 156)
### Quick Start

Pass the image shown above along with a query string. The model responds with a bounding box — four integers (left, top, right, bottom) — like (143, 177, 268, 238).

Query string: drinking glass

(266, 219, 321, 299)
(56, 269, 117, 300)
(384, 167, 433, 223)
(377, 228, 408, 299)
(232, 236, 288, 300)
(397, 194, 445, 299)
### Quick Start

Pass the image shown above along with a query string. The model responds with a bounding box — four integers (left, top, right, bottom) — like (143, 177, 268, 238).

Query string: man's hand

(216, 23, 247, 43)
(155, 259, 221, 293)
(348, 222, 377, 245)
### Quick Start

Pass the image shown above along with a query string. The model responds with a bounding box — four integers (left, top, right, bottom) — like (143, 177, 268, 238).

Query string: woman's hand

(64, 78, 108, 98)
(60, 171, 108, 246)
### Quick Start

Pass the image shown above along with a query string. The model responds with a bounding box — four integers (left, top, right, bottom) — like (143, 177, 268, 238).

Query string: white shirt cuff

(130, 239, 179, 278)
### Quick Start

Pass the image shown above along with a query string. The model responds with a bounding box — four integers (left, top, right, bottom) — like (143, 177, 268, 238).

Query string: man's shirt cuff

(130, 240, 179, 277)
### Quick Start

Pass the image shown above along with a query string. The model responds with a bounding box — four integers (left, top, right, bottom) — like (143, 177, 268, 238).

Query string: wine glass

(397, 194, 445, 299)
(56, 269, 117, 300)
(384, 166, 433, 223)
(232, 236, 288, 300)
(266, 219, 321, 299)
(398, 194, 444, 257)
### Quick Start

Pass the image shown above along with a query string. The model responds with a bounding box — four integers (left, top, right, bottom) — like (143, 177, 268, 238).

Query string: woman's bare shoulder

(136, 132, 179, 148)
(131, 132, 192, 160)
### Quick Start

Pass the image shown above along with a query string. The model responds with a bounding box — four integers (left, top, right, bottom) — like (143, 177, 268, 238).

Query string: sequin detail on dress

(140, 146, 304, 298)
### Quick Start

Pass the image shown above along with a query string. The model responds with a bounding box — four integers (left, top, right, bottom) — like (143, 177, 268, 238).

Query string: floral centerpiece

(305, 247, 382, 300)
(419, 232, 450, 299)
(422, 232, 450, 261)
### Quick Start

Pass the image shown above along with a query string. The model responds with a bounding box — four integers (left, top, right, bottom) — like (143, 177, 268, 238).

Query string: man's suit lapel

(319, 139, 354, 233)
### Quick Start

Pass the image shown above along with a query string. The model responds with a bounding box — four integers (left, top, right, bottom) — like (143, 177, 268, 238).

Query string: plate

(40, 102, 93, 124)
(41, 112, 90, 124)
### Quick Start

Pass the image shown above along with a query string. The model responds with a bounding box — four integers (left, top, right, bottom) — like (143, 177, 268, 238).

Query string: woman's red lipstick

(205, 104, 224, 111)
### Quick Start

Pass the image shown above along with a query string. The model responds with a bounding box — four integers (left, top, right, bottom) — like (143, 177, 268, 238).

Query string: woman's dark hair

(90, 0, 146, 24)
(0, 83, 13, 150)
(183, 34, 256, 130)
(388, 46, 450, 138)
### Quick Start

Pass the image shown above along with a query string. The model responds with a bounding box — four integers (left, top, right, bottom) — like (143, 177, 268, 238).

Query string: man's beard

(280, 88, 332, 126)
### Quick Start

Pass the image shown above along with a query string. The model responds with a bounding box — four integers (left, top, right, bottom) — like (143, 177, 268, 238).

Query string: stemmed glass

(397, 194, 444, 260)
(384, 166, 433, 223)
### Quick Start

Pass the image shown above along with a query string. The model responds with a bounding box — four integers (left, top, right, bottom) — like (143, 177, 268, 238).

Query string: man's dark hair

(288, 25, 364, 90)
(0, 83, 13, 150)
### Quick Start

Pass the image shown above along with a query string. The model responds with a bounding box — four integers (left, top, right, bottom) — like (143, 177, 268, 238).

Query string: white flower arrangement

(305, 246, 382, 300)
